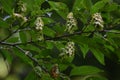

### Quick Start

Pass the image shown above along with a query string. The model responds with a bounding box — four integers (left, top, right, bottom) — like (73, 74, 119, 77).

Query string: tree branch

(14, 45, 49, 73)
(0, 30, 90, 46)
(1, 30, 120, 46)
(0, 28, 20, 42)
(0, 29, 120, 79)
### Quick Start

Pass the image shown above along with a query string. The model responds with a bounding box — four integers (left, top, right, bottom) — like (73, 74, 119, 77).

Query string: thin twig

(1, 29, 119, 79)
(0, 28, 20, 42)
(14, 45, 49, 73)
(1, 30, 120, 46)
(0, 31, 91, 46)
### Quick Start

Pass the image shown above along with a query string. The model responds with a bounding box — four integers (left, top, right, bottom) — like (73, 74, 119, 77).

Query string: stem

(0, 29, 118, 79)
(0, 30, 119, 46)
(0, 28, 19, 42)
(14, 45, 49, 73)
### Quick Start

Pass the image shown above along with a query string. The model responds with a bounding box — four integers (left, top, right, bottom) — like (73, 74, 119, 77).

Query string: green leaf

(87, 76, 108, 80)
(6, 32, 20, 43)
(62, 56, 74, 64)
(48, 1, 69, 19)
(91, 0, 109, 14)
(83, 25, 95, 31)
(6, 37, 19, 43)
(13, 47, 33, 65)
(29, 30, 38, 41)
(59, 63, 69, 71)
(19, 31, 27, 43)
(0, 28, 10, 40)
(22, 0, 45, 16)
(70, 35, 92, 45)
(23, 0, 45, 11)
(107, 30, 120, 34)
(36, 49, 51, 58)
(0, 50, 13, 64)
(41, 74, 54, 80)
(0, 0, 13, 14)
(46, 41, 54, 49)
(0, 18, 9, 28)
(90, 48, 105, 65)
(54, 41, 65, 50)
(82, 0, 93, 10)
(19, 30, 32, 43)
(25, 71, 38, 80)
(53, 24, 65, 35)
(72, 0, 92, 23)
(104, 3, 118, 12)
(71, 35, 105, 64)
(43, 26, 56, 37)
(104, 45, 114, 51)
(20, 44, 41, 54)
(113, 18, 120, 25)
(80, 44, 89, 58)
(70, 66, 103, 76)
(72, 0, 84, 11)
(42, 17, 54, 24)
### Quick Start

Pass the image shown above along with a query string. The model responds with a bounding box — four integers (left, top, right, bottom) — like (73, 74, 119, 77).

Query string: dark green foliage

(0, 0, 120, 80)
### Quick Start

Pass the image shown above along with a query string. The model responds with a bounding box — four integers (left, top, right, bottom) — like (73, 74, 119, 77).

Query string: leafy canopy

(0, 0, 120, 80)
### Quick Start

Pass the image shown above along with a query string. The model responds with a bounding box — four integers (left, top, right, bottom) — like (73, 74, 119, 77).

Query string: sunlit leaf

(91, 0, 109, 14)
(43, 26, 56, 37)
(70, 65, 103, 76)
(0, 18, 9, 28)
(48, 1, 69, 19)
(90, 48, 105, 65)
(86, 76, 108, 80)
(0, 0, 13, 14)
(79, 44, 89, 58)
(19, 31, 27, 43)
